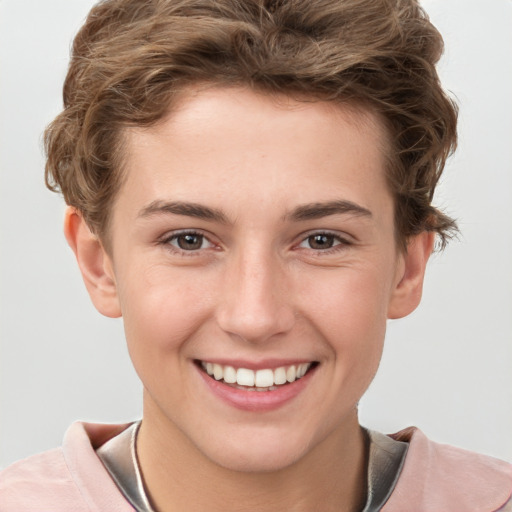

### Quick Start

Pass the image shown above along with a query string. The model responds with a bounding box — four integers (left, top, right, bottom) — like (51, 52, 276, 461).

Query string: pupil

(310, 234, 333, 249)
(178, 234, 202, 250)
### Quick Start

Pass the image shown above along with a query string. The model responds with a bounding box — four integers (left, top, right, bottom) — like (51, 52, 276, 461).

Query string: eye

(298, 231, 353, 255)
(165, 232, 213, 251)
(299, 233, 342, 250)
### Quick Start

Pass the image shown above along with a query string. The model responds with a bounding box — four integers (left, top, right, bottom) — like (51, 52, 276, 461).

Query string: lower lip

(196, 365, 316, 412)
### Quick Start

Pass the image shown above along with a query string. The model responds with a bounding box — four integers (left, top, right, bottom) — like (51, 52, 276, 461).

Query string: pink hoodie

(1, 422, 511, 511)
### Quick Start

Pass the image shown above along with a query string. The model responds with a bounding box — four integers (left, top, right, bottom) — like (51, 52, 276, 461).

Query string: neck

(137, 400, 368, 512)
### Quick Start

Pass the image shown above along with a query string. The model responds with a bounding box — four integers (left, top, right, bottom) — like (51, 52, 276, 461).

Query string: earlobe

(387, 231, 435, 320)
(64, 207, 122, 318)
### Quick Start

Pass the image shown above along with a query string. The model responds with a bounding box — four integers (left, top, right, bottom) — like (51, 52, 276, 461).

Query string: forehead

(117, 87, 392, 222)
(137, 86, 388, 153)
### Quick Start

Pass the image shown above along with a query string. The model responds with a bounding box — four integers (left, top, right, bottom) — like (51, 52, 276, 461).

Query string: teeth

(274, 367, 287, 385)
(237, 368, 255, 386)
(223, 365, 237, 384)
(213, 363, 223, 380)
(286, 365, 296, 382)
(255, 369, 274, 387)
(200, 361, 313, 388)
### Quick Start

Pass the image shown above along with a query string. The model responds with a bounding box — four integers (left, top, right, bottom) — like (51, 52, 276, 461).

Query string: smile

(198, 361, 315, 390)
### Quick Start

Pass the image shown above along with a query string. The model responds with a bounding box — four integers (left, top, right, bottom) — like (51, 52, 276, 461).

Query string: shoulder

(383, 427, 512, 512)
(0, 422, 135, 512)
(0, 447, 88, 511)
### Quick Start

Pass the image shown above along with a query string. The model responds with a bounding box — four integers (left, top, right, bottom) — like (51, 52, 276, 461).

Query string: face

(76, 87, 423, 472)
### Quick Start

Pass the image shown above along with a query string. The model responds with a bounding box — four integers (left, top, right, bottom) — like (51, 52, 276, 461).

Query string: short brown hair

(45, 0, 458, 249)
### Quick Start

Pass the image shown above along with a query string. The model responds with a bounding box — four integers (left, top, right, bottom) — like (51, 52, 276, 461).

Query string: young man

(1, 0, 511, 510)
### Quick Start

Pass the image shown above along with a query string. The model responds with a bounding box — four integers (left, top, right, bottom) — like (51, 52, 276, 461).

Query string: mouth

(196, 360, 318, 392)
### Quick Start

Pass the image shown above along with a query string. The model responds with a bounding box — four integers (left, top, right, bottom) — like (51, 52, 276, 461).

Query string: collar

(96, 422, 408, 512)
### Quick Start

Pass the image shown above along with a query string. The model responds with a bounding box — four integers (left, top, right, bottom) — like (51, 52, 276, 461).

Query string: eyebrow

(285, 200, 372, 222)
(138, 200, 231, 224)
(138, 199, 372, 224)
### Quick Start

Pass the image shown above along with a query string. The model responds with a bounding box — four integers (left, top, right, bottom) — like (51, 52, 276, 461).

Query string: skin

(65, 87, 433, 511)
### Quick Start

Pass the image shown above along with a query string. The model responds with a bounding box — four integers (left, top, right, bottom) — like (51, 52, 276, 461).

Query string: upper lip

(194, 358, 317, 371)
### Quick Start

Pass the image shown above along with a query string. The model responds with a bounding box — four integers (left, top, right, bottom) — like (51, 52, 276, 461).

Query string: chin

(198, 431, 312, 473)
(211, 448, 304, 473)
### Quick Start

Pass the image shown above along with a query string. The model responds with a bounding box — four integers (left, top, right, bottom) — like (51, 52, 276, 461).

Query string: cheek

(116, 262, 216, 370)
(300, 264, 391, 332)
(297, 265, 391, 378)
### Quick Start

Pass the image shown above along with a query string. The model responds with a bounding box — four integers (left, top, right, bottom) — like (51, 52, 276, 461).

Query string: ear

(64, 207, 121, 318)
(387, 231, 435, 319)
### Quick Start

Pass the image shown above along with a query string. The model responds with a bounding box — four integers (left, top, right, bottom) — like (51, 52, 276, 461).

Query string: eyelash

(159, 230, 352, 256)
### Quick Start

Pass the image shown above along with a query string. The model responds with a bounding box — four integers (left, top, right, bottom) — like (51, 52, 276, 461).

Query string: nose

(216, 245, 295, 344)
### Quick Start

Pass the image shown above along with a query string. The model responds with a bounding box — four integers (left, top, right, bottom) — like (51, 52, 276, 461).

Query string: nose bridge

(216, 241, 294, 343)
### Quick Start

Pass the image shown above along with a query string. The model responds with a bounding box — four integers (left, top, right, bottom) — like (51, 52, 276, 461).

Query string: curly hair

(45, 0, 458, 250)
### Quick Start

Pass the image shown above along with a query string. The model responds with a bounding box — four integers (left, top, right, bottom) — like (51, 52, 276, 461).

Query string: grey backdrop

(1, 0, 511, 467)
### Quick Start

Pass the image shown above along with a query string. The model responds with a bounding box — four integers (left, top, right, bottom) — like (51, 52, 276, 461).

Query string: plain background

(1, 0, 511, 468)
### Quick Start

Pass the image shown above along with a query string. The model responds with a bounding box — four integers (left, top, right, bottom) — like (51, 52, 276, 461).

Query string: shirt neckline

(96, 421, 408, 512)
